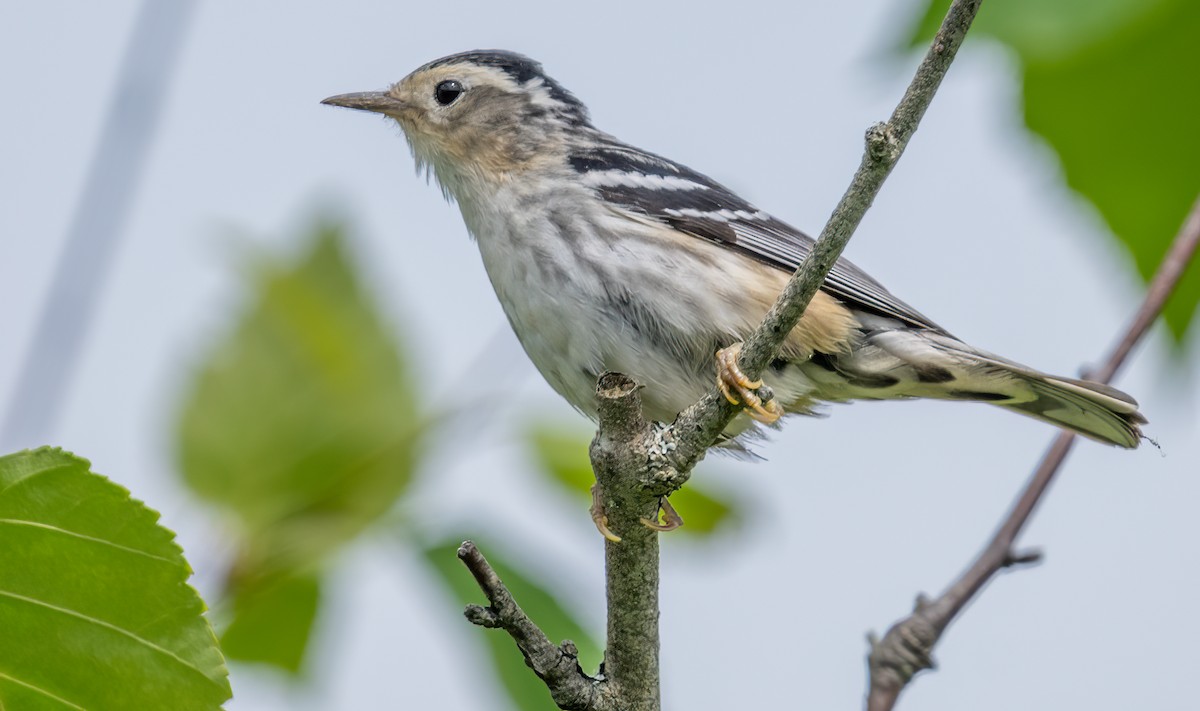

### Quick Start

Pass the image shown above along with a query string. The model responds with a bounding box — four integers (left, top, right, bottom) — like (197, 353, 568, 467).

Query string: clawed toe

(593, 486, 685, 539)
(715, 343, 783, 424)
(590, 483, 621, 542)
(640, 496, 684, 532)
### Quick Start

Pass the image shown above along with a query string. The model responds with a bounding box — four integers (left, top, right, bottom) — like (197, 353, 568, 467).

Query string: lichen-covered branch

(589, 373, 666, 711)
(865, 194, 1200, 711)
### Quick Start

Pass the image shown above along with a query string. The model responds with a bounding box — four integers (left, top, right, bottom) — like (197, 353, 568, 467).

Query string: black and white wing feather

(570, 136, 945, 332)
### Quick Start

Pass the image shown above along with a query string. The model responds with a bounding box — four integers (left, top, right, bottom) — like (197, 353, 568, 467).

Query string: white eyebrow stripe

(581, 170, 710, 191)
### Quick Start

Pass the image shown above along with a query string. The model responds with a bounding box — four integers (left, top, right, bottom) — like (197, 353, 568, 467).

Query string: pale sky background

(2, 1, 1198, 710)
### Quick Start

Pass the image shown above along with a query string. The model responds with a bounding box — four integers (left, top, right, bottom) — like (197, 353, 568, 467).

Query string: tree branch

(865, 193, 1200, 711)
(589, 373, 665, 711)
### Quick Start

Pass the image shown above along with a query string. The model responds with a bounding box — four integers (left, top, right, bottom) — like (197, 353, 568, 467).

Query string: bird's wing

(573, 138, 945, 332)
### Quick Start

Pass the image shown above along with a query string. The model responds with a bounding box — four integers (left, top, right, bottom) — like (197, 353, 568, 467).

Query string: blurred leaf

(220, 571, 321, 675)
(0, 448, 230, 710)
(177, 220, 424, 673)
(907, 0, 1200, 340)
(421, 537, 601, 711)
(178, 220, 421, 568)
(528, 424, 738, 537)
(904, 0, 1174, 62)
(1022, 5, 1200, 340)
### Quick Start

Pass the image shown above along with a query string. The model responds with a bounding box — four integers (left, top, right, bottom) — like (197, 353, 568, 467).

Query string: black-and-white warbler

(323, 49, 1145, 451)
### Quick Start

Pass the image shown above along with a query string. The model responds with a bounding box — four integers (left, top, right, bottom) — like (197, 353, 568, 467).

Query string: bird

(322, 49, 1145, 464)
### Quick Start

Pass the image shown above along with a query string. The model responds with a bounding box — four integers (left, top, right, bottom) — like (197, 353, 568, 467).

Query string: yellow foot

(640, 496, 685, 532)
(715, 343, 783, 424)
(590, 483, 621, 542)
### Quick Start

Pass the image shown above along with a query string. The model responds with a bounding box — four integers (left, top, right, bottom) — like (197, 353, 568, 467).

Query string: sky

(2, 1, 1197, 709)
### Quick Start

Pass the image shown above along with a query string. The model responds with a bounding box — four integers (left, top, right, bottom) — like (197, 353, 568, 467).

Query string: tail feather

(933, 339, 1146, 448)
(805, 328, 1147, 448)
(999, 375, 1146, 448)
(926, 337, 1147, 448)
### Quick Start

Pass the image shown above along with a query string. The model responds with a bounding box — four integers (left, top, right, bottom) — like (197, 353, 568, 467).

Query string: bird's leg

(640, 496, 684, 532)
(590, 483, 622, 542)
(715, 343, 783, 424)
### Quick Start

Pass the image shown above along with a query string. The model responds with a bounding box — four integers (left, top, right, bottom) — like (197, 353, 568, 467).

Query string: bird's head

(323, 50, 590, 193)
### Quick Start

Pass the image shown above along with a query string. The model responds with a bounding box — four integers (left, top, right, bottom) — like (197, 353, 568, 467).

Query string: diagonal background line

(1, 0, 198, 450)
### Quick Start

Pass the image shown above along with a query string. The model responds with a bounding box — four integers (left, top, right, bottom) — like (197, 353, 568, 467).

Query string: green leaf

(420, 537, 601, 711)
(219, 571, 321, 675)
(178, 220, 422, 568)
(177, 220, 424, 672)
(527, 424, 738, 537)
(0, 448, 230, 710)
(906, 0, 1200, 340)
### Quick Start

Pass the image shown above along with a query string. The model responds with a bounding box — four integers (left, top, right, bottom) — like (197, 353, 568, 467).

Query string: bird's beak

(321, 91, 406, 114)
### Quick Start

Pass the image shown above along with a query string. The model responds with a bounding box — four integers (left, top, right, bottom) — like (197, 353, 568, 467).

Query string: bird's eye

(435, 80, 464, 106)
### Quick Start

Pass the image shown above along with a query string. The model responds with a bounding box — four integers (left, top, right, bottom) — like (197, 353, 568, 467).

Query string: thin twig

(1093, 194, 1200, 383)
(866, 194, 1200, 711)
(457, 541, 605, 711)
(662, 0, 985, 476)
